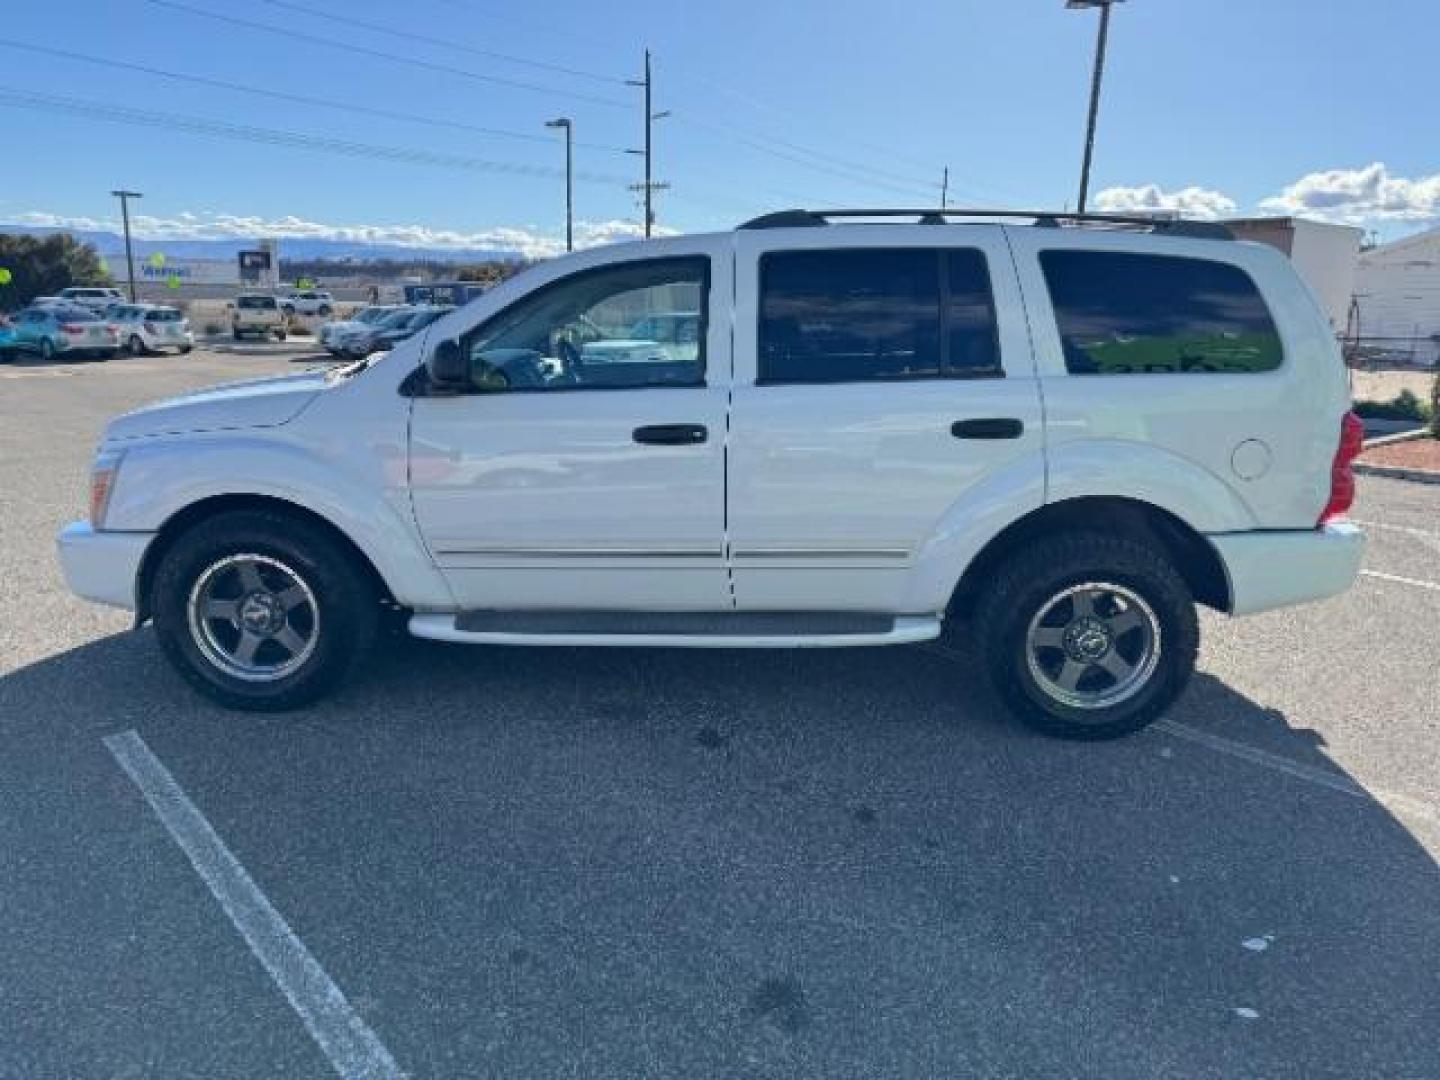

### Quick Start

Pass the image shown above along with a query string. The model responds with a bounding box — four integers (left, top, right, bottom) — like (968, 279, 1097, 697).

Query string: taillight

(1318, 411, 1365, 526)
(61, 323, 84, 333)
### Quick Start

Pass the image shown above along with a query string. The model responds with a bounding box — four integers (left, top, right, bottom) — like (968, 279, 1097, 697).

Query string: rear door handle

(633, 423, 708, 446)
(951, 418, 1024, 440)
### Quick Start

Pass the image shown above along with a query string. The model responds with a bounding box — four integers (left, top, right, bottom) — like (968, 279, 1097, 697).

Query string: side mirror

(426, 338, 467, 389)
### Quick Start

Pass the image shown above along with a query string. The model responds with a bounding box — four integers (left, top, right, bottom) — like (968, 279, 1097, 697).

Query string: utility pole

(110, 189, 142, 301)
(545, 118, 574, 252)
(941, 167, 949, 208)
(626, 49, 670, 236)
(1067, 0, 1124, 213)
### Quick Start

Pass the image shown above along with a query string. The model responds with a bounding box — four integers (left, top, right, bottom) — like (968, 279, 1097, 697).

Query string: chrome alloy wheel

(1024, 581, 1162, 710)
(186, 554, 319, 682)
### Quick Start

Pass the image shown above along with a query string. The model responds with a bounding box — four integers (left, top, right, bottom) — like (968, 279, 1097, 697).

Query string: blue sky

(1, 0, 1436, 254)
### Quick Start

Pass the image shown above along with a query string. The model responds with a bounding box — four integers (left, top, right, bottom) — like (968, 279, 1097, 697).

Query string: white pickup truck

(58, 209, 1365, 738)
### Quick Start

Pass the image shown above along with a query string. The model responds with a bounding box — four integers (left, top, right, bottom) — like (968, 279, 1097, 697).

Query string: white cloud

(1092, 183, 1238, 220)
(1258, 162, 1440, 223)
(7, 209, 674, 259)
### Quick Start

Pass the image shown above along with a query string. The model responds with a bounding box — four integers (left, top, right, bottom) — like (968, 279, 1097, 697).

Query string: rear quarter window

(1040, 250, 1283, 375)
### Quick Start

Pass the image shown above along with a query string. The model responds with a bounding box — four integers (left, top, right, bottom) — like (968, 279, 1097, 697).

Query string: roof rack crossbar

(738, 208, 1234, 240)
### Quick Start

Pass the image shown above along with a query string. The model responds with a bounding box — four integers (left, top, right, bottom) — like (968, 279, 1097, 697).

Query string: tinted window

(760, 249, 937, 383)
(457, 257, 707, 392)
(237, 296, 277, 310)
(945, 250, 1002, 375)
(758, 248, 1000, 383)
(1040, 251, 1283, 375)
(147, 308, 182, 322)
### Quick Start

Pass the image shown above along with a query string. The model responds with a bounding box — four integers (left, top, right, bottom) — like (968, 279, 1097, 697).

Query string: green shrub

(1432, 369, 1440, 437)
(1353, 389, 1433, 423)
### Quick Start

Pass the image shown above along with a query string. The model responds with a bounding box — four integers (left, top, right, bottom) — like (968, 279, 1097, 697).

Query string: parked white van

(57, 210, 1365, 738)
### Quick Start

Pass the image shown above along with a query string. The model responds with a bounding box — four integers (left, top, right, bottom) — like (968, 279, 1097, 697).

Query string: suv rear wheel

(973, 531, 1198, 739)
(151, 510, 378, 711)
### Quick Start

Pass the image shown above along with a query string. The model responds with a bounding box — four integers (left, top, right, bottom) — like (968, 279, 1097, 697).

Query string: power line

(0, 86, 631, 183)
(673, 115, 939, 201)
(0, 39, 631, 154)
(138, 0, 631, 109)
(255, 0, 625, 85)
(665, 67, 944, 183)
(678, 114, 940, 197)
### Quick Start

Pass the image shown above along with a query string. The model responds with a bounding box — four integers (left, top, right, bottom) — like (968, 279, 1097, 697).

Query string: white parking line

(1361, 569, 1440, 593)
(1352, 519, 1440, 540)
(1153, 720, 1367, 798)
(103, 730, 405, 1080)
(917, 643, 1438, 826)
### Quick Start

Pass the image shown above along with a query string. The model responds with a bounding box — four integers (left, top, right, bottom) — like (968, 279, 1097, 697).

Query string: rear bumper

(56, 521, 154, 611)
(1209, 524, 1365, 617)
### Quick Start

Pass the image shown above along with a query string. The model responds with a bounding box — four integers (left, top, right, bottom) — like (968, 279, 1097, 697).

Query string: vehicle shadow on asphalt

(3, 629, 1438, 1078)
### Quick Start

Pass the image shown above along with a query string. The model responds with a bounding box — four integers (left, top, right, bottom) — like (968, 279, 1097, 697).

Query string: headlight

(89, 449, 125, 528)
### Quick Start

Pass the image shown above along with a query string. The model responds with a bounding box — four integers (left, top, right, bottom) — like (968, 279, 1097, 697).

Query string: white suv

(59, 286, 126, 313)
(57, 210, 1365, 739)
(280, 290, 334, 317)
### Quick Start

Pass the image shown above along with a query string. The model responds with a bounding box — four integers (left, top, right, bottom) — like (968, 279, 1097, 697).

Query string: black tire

(275, 329, 287, 342)
(180, 345, 193, 355)
(151, 509, 379, 711)
(972, 531, 1199, 740)
(129, 334, 146, 356)
(39, 338, 56, 362)
(232, 329, 243, 341)
(317, 304, 332, 317)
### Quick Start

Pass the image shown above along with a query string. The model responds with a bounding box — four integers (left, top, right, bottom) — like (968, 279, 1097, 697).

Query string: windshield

(356, 307, 393, 324)
(406, 309, 446, 330)
(56, 307, 100, 322)
(376, 308, 417, 330)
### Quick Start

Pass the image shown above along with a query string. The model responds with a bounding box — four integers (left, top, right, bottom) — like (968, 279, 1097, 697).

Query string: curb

(1355, 462, 1440, 486)
(1362, 428, 1431, 450)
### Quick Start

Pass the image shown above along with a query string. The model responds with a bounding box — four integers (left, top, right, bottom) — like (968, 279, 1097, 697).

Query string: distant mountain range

(1, 223, 523, 264)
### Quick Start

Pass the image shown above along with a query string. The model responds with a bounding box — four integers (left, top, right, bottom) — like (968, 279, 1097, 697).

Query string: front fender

(105, 433, 455, 610)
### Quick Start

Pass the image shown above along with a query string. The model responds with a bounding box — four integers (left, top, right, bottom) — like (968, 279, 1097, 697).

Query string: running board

(407, 611, 941, 648)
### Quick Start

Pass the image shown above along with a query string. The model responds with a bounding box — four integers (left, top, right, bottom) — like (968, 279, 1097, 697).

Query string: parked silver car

(9, 305, 119, 361)
(317, 305, 402, 356)
(110, 303, 195, 355)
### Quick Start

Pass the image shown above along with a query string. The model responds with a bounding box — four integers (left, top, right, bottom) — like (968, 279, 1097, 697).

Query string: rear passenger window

(1040, 250, 1282, 375)
(758, 248, 1001, 384)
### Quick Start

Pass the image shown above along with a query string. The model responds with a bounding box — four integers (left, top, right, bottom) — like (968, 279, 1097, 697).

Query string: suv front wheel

(973, 532, 1199, 740)
(151, 510, 378, 710)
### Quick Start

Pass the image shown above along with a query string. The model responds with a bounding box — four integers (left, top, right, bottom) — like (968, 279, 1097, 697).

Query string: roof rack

(738, 208, 1234, 241)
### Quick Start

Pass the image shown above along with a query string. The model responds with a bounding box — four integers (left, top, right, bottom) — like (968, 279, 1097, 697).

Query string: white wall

(1353, 227, 1440, 366)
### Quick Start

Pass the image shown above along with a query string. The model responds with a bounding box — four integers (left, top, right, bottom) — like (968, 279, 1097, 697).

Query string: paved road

(2, 348, 1438, 1079)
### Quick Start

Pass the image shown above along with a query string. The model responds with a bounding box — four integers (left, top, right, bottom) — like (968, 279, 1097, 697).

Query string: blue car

(7, 304, 120, 361)
(0, 315, 17, 360)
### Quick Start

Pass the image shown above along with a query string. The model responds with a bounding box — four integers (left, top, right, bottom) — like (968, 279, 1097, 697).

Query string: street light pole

(1067, 0, 1123, 213)
(545, 118, 574, 252)
(110, 189, 142, 301)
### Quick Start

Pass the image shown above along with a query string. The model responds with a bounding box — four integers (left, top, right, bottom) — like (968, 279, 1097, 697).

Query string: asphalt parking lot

(2, 346, 1438, 1079)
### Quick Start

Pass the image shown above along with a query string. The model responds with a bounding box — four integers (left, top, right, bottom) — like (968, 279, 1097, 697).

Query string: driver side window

(460, 256, 708, 392)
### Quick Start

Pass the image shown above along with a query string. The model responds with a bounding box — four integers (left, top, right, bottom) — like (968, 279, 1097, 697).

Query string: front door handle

(951, 418, 1024, 440)
(633, 423, 708, 446)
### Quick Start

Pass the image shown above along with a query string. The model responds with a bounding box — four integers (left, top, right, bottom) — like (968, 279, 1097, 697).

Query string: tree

(0, 233, 111, 310)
